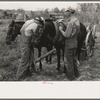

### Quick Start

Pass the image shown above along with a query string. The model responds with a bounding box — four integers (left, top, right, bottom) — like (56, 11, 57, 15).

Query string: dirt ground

(0, 21, 100, 81)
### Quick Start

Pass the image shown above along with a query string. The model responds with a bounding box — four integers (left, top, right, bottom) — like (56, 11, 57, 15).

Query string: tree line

(0, 3, 100, 25)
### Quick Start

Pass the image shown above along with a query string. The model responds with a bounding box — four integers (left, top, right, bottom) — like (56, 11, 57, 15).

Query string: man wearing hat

(16, 16, 45, 80)
(15, 13, 25, 22)
(50, 14, 56, 21)
(59, 7, 80, 80)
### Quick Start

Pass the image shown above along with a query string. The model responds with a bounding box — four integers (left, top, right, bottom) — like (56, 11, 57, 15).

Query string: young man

(16, 17, 45, 80)
(59, 8, 80, 80)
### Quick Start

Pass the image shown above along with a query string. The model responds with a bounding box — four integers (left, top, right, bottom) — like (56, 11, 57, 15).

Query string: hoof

(48, 61, 52, 64)
(67, 76, 76, 81)
(63, 66, 66, 73)
(6, 41, 11, 45)
(61, 73, 66, 77)
(74, 72, 80, 78)
(77, 60, 80, 67)
(55, 70, 60, 73)
(63, 70, 66, 73)
(39, 68, 43, 71)
(31, 67, 37, 73)
(37, 67, 43, 72)
(56, 67, 60, 71)
(55, 67, 61, 73)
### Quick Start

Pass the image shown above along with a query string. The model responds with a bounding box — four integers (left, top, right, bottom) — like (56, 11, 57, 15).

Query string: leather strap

(53, 21, 59, 41)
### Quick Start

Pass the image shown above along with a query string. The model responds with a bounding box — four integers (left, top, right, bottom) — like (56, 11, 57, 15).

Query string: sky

(0, 2, 79, 11)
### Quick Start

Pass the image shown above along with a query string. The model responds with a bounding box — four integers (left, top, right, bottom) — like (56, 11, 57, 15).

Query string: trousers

(64, 46, 79, 80)
(16, 33, 35, 79)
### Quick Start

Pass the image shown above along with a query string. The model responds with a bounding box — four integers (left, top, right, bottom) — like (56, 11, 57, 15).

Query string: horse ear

(9, 20, 15, 27)
(12, 20, 15, 24)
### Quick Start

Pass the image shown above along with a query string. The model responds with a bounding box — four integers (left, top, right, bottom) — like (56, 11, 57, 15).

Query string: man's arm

(59, 22, 73, 38)
(25, 23, 38, 37)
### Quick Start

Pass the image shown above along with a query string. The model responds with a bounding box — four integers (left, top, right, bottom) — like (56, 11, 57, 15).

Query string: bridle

(7, 22, 23, 41)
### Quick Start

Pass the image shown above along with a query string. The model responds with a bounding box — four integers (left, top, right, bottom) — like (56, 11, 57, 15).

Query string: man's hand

(59, 26, 63, 31)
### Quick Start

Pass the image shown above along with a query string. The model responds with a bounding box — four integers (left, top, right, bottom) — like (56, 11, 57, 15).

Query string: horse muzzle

(6, 37, 11, 45)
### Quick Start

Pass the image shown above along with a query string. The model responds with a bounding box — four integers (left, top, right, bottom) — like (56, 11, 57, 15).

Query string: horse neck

(7, 20, 15, 35)
(15, 21, 25, 26)
(12, 22, 24, 40)
(45, 20, 56, 38)
(38, 20, 55, 45)
(14, 22, 24, 34)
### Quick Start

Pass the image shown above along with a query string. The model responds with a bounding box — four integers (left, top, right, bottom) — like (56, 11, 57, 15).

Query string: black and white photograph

(0, 1, 99, 82)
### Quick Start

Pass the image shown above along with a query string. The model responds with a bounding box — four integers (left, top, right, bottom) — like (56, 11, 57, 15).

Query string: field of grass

(0, 20, 100, 81)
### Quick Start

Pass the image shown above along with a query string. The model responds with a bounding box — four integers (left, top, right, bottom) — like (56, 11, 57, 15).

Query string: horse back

(78, 22, 87, 43)
(53, 21, 66, 43)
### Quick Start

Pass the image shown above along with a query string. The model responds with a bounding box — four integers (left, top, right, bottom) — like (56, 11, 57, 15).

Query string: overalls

(64, 16, 80, 80)
(16, 19, 39, 79)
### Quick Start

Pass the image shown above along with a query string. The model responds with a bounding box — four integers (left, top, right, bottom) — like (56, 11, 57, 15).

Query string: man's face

(64, 11, 71, 18)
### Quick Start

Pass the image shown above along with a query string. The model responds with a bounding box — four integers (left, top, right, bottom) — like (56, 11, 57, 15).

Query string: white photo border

(0, 1, 100, 99)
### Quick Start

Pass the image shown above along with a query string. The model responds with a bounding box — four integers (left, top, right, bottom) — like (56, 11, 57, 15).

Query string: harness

(35, 23, 45, 36)
(53, 21, 59, 41)
(53, 19, 65, 42)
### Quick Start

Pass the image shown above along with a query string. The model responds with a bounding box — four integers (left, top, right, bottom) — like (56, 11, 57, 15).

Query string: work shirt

(20, 19, 38, 44)
(20, 19, 38, 37)
(64, 16, 80, 49)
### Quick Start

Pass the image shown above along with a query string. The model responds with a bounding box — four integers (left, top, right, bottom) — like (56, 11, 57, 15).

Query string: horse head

(6, 20, 24, 45)
(6, 20, 15, 45)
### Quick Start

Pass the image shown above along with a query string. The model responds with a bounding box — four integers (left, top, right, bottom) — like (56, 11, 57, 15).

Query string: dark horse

(6, 20, 53, 70)
(6, 19, 87, 71)
(39, 19, 87, 70)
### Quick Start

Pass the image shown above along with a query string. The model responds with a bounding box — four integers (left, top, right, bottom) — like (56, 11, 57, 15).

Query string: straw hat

(66, 7, 75, 13)
(15, 13, 24, 21)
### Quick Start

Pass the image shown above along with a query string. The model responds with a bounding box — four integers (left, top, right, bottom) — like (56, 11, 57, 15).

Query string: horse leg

(47, 45, 52, 64)
(38, 47, 42, 70)
(77, 48, 81, 61)
(56, 47, 61, 71)
(45, 47, 49, 63)
(62, 47, 65, 61)
(62, 47, 66, 73)
(45, 45, 52, 63)
(49, 46, 53, 63)
(76, 46, 81, 66)
(29, 45, 37, 73)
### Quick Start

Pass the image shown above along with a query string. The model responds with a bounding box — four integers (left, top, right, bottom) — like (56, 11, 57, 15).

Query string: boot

(17, 69, 32, 81)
